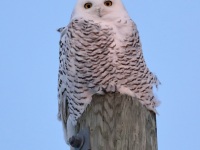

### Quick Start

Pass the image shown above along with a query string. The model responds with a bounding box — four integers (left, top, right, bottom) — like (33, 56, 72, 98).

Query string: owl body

(58, 0, 159, 145)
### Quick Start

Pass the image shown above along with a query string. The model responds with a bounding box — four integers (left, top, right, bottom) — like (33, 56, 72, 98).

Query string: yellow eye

(84, 3, 92, 9)
(104, 1, 112, 7)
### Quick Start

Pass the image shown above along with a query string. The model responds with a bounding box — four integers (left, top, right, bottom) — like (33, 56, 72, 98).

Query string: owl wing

(57, 26, 69, 127)
(119, 19, 160, 111)
(57, 20, 95, 127)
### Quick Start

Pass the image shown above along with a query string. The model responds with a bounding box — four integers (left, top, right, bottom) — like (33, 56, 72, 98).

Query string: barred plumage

(58, 0, 160, 146)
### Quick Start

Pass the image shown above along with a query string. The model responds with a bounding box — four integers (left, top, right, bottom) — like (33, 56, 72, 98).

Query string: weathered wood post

(75, 92, 158, 150)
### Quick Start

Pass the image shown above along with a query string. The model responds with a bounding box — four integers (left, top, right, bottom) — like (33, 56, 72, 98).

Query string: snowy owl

(57, 0, 160, 146)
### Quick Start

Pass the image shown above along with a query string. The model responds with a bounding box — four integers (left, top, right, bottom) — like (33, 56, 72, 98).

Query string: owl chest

(68, 21, 133, 75)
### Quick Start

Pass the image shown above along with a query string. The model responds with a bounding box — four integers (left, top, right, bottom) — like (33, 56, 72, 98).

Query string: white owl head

(71, 0, 129, 21)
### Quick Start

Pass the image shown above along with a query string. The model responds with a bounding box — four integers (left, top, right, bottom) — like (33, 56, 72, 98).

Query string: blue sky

(0, 0, 200, 150)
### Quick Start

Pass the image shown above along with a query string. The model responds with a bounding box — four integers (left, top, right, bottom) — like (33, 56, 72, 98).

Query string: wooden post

(76, 92, 158, 150)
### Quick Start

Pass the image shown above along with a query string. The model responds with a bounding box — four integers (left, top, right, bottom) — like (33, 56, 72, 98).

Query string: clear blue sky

(0, 0, 200, 150)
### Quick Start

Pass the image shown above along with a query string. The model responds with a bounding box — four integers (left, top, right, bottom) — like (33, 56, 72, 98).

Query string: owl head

(71, 0, 129, 21)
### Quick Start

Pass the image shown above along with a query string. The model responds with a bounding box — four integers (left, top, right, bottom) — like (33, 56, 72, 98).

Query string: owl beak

(96, 8, 102, 17)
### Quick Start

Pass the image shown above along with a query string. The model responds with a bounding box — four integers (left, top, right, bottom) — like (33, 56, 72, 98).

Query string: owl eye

(84, 3, 93, 9)
(104, 1, 112, 7)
